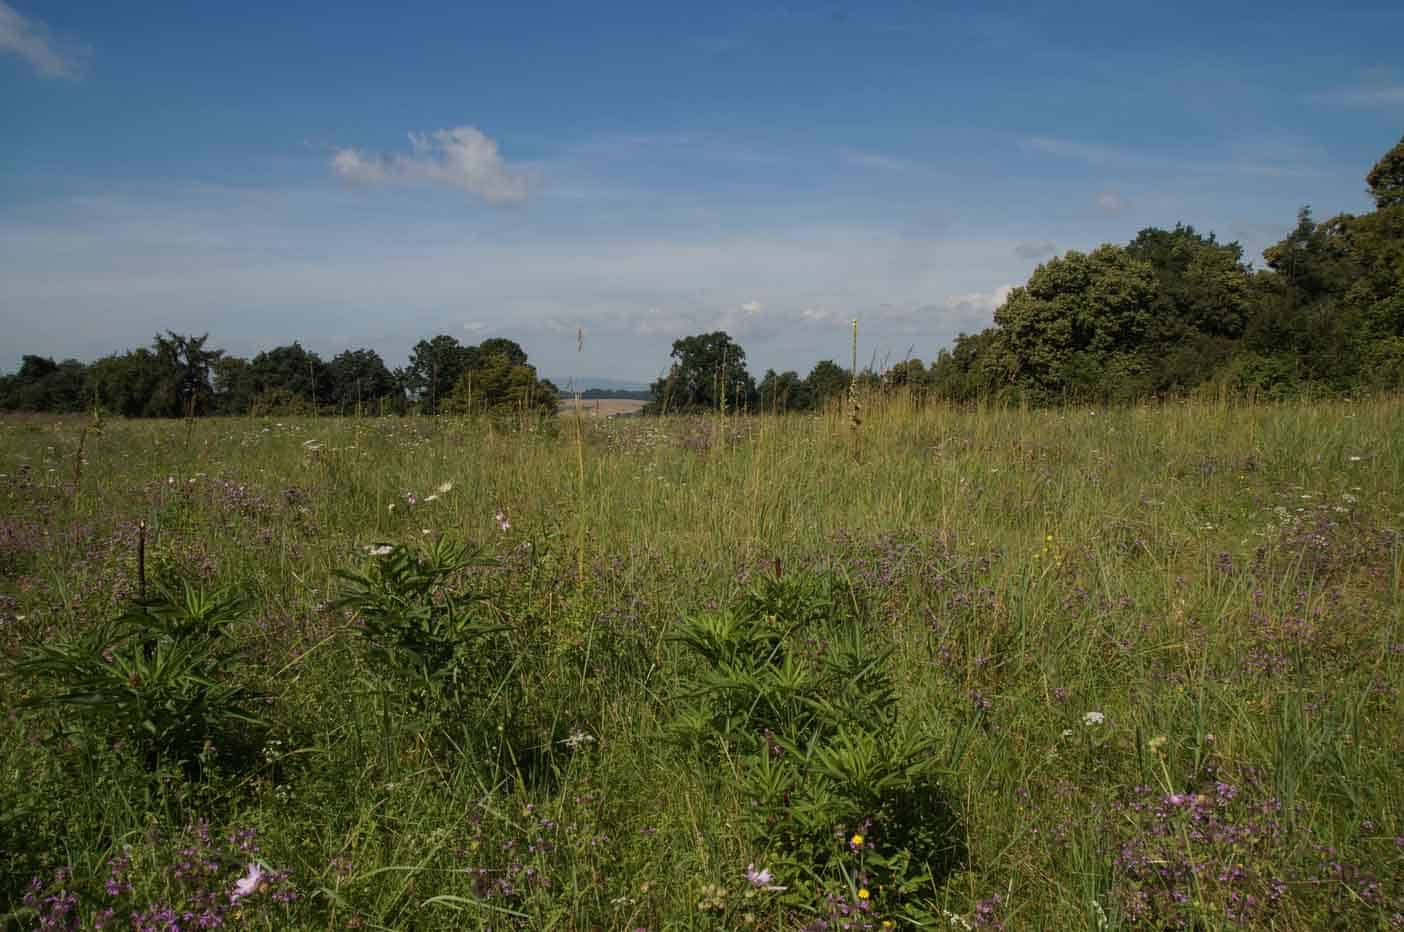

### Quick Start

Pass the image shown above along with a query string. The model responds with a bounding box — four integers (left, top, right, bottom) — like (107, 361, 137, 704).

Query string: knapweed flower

(232, 862, 266, 900)
(1083, 711, 1105, 726)
(495, 509, 511, 532)
(744, 864, 786, 892)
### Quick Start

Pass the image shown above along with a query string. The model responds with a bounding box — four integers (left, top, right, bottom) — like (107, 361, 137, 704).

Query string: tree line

(0, 333, 559, 417)
(649, 134, 1404, 411)
(6, 136, 1401, 417)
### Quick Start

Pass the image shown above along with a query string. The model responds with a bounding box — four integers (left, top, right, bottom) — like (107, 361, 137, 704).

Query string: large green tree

(326, 348, 398, 413)
(803, 359, 850, 408)
(645, 331, 756, 414)
(991, 245, 1158, 401)
(405, 335, 479, 414)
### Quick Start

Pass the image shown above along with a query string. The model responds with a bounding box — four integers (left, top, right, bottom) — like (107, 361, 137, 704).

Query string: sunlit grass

(1, 395, 1401, 928)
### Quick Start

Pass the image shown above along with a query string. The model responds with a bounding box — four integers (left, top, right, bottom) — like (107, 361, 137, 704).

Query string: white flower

(232, 862, 265, 900)
(1083, 711, 1105, 727)
(365, 544, 393, 557)
(495, 509, 511, 532)
(561, 729, 594, 750)
(436, 481, 453, 495)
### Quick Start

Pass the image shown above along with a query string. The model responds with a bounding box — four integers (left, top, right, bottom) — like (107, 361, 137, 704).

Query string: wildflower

(365, 544, 393, 557)
(495, 509, 511, 532)
(1146, 735, 1167, 753)
(850, 833, 865, 851)
(436, 481, 453, 494)
(562, 730, 595, 751)
(745, 864, 787, 892)
(1083, 711, 1105, 726)
(858, 887, 871, 900)
(232, 862, 266, 900)
(406, 492, 418, 506)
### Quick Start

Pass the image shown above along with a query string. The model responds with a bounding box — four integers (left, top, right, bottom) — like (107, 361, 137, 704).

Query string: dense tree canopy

(645, 331, 757, 414)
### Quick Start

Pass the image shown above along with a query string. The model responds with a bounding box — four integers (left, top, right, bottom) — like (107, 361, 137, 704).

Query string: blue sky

(2, 0, 1402, 384)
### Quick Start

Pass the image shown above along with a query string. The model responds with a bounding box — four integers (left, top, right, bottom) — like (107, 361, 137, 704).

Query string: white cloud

(462, 321, 487, 335)
(1095, 190, 1130, 213)
(0, 0, 87, 78)
(944, 284, 1014, 321)
(739, 300, 764, 313)
(330, 126, 534, 205)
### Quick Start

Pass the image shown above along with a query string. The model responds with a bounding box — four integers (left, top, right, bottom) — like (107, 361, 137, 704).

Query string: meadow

(1, 396, 1401, 930)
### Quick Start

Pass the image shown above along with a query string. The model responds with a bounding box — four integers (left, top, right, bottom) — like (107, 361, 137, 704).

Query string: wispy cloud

(1015, 240, 1056, 260)
(839, 148, 913, 172)
(1310, 75, 1404, 110)
(1027, 135, 1125, 166)
(1095, 190, 1130, 213)
(0, 0, 87, 79)
(330, 126, 534, 205)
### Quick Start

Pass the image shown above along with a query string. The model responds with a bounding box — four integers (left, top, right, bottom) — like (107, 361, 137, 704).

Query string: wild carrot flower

(1083, 711, 1105, 726)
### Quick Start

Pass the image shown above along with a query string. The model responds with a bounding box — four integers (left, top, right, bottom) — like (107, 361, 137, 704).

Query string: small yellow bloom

(850, 833, 864, 848)
(858, 887, 870, 900)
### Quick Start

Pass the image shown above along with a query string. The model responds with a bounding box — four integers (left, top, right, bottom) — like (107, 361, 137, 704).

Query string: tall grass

(1, 394, 1401, 929)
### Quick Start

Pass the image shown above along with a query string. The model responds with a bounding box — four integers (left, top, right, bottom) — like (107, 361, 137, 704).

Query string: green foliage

(1366, 132, 1404, 209)
(670, 568, 963, 915)
(334, 537, 509, 707)
(645, 331, 757, 414)
(11, 579, 264, 772)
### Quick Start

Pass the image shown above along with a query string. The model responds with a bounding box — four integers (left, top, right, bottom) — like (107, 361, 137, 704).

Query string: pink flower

(495, 509, 511, 532)
(745, 864, 786, 891)
(232, 862, 265, 900)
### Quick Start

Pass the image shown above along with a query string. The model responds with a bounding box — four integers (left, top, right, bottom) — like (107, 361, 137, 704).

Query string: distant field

(557, 397, 648, 416)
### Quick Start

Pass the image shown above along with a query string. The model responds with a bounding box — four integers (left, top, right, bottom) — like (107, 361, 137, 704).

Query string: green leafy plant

(669, 568, 965, 919)
(12, 580, 264, 774)
(334, 536, 509, 700)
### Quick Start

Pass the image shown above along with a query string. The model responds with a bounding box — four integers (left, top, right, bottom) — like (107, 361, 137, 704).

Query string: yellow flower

(850, 833, 864, 848)
(858, 887, 871, 900)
